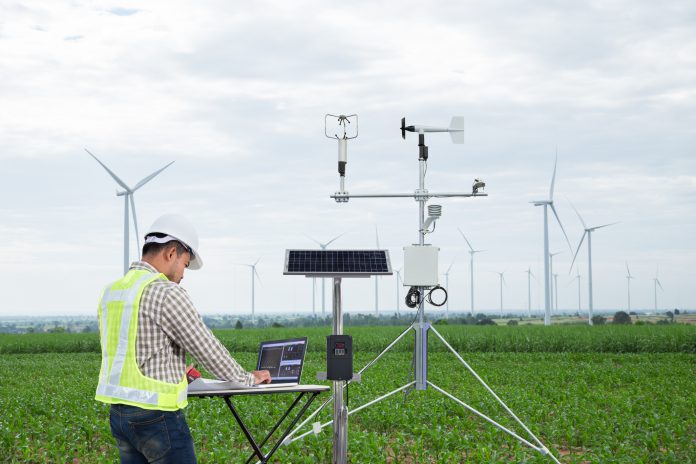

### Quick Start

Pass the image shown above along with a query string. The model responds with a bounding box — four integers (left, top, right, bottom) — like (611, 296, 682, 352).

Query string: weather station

(283, 114, 561, 464)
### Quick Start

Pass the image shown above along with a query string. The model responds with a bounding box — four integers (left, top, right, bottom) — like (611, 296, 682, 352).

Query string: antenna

(326, 114, 357, 203)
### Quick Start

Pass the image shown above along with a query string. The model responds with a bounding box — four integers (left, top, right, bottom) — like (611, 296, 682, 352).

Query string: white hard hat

(145, 214, 203, 270)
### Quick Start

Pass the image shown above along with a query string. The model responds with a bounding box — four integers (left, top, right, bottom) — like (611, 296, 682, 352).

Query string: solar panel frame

(283, 249, 393, 277)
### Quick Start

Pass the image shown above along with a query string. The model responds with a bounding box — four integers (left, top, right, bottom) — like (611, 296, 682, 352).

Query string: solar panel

(284, 250, 392, 277)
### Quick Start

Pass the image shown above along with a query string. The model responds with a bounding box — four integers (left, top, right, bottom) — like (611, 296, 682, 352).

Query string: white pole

(251, 266, 255, 324)
(543, 205, 551, 326)
(554, 274, 559, 314)
(123, 195, 129, 275)
(527, 270, 531, 318)
(470, 253, 475, 316)
(587, 232, 594, 326)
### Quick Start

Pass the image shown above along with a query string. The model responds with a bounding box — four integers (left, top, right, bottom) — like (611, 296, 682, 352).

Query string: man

(95, 213, 271, 463)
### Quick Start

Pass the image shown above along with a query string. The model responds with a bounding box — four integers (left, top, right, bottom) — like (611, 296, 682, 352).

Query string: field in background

(0, 325, 694, 463)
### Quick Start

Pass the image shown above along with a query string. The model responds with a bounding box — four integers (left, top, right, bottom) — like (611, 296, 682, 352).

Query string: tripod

(284, 126, 560, 464)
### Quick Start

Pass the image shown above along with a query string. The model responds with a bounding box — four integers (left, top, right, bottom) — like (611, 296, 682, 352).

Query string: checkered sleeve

(159, 286, 255, 386)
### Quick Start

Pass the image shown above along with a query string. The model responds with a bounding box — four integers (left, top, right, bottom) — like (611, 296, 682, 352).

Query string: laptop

(251, 337, 308, 388)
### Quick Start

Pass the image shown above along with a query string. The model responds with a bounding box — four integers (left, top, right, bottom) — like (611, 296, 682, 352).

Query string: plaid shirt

(126, 261, 255, 386)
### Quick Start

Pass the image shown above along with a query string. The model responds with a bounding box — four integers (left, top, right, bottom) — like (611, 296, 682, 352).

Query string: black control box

(326, 335, 353, 381)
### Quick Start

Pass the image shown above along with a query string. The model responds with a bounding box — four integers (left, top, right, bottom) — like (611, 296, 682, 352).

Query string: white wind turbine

(458, 228, 485, 316)
(495, 271, 506, 316)
(531, 155, 573, 326)
(625, 263, 634, 312)
(553, 273, 559, 314)
(549, 251, 563, 313)
(237, 259, 261, 324)
(572, 270, 582, 313)
(442, 261, 455, 317)
(307, 233, 344, 318)
(569, 202, 617, 326)
(653, 268, 663, 312)
(394, 268, 402, 317)
(86, 149, 174, 275)
(525, 268, 535, 317)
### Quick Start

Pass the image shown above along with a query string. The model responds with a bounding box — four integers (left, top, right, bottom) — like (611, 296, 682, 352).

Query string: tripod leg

(286, 324, 415, 445)
(429, 326, 560, 463)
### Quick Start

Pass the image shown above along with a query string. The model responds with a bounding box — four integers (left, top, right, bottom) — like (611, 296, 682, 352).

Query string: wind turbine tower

(442, 261, 454, 317)
(530, 155, 573, 326)
(308, 233, 344, 317)
(549, 251, 562, 313)
(625, 263, 634, 312)
(653, 268, 663, 311)
(496, 271, 506, 316)
(458, 228, 485, 316)
(525, 268, 534, 317)
(238, 259, 261, 324)
(569, 202, 617, 326)
(86, 149, 174, 275)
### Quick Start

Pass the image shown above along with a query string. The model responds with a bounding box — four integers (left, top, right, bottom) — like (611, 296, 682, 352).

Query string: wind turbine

(569, 202, 617, 326)
(395, 268, 402, 318)
(237, 259, 261, 324)
(531, 155, 573, 326)
(525, 268, 535, 317)
(549, 251, 563, 313)
(442, 261, 455, 317)
(625, 263, 634, 312)
(653, 268, 663, 311)
(458, 228, 485, 316)
(86, 149, 174, 275)
(553, 273, 559, 314)
(307, 233, 344, 318)
(495, 271, 506, 316)
(374, 226, 380, 316)
(573, 270, 582, 313)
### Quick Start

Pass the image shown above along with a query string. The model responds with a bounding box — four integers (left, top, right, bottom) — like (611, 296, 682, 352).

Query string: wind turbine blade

(324, 233, 345, 248)
(549, 153, 558, 200)
(457, 227, 474, 252)
(446, 261, 454, 273)
(590, 222, 618, 231)
(129, 194, 141, 255)
(133, 161, 175, 192)
(375, 226, 380, 249)
(550, 203, 573, 253)
(626, 262, 631, 278)
(254, 268, 262, 285)
(253, 257, 261, 267)
(305, 235, 322, 247)
(656, 279, 663, 290)
(86, 149, 130, 191)
(569, 231, 586, 273)
(568, 199, 587, 229)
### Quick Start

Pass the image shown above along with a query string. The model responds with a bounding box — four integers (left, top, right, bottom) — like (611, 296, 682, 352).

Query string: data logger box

(403, 245, 439, 287)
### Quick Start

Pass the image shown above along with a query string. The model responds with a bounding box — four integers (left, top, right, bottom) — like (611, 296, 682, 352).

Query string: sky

(1, 0, 694, 318)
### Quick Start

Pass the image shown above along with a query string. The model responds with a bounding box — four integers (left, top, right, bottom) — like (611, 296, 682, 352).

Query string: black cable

(405, 287, 421, 308)
(425, 285, 447, 307)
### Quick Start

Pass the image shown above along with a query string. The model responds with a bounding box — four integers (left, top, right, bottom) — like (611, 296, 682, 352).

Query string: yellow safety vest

(95, 269, 188, 411)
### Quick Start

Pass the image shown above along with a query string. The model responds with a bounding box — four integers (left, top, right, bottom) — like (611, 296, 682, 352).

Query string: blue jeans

(110, 404, 197, 464)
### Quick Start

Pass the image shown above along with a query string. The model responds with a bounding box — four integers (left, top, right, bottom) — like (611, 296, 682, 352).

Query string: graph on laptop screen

(256, 338, 307, 383)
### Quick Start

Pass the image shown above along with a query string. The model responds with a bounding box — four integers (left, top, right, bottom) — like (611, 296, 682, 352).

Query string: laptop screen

(256, 337, 308, 384)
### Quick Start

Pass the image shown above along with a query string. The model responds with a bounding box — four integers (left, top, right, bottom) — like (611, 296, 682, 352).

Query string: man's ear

(164, 245, 178, 263)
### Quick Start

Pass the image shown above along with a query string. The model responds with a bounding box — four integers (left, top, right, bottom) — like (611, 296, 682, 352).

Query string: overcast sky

(1, 0, 694, 318)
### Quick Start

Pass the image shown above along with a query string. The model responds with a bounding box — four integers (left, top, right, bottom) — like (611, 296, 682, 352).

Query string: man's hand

(252, 370, 272, 384)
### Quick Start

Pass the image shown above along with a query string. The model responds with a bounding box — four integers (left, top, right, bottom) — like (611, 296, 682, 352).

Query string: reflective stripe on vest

(95, 270, 188, 411)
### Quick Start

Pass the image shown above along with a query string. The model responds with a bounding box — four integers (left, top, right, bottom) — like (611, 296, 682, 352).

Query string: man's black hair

(142, 233, 190, 258)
